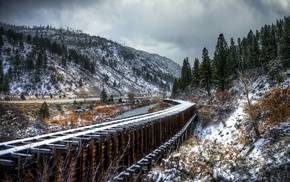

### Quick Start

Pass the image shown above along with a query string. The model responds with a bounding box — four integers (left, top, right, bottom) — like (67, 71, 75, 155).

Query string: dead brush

(97, 106, 116, 115)
(190, 96, 200, 104)
(260, 87, 290, 126)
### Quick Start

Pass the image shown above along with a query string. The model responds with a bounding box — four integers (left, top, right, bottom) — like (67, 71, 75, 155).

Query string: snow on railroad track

(0, 99, 194, 157)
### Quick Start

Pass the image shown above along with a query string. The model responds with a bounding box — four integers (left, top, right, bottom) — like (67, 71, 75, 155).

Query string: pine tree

(61, 57, 67, 67)
(252, 35, 260, 67)
(26, 56, 34, 73)
(180, 57, 191, 89)
(246, 30, 254, 69)
(0, 35, 3, 47)
(0, 58, 4, 93)
(0, 27, 4, 35)
(200, 47, 212, 96)
(39, 101, 49, 119)
(171, 78, 178, 98)
(260, 25, 271, 70)
(213, 33, 232, 91)
(191, 58, 200, 86)
(3, 74, 10, 94)
(269, 25, 278, 61)
(36, 50, 43, 69)
(26, 34, 32, 44)
(279, 16, 290, 68)
(43, 51, 48, 69)
(101, 87, 108, 103)
(267, 60, 284, 85)
(236, 38, 244, 71)
(229, 37, 238, 78)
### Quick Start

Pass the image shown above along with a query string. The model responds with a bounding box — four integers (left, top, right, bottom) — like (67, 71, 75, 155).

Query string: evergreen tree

(267, 60, 284, 85)
(61, 57, 67, 67)
(110, 95, 114, 102)
(236, 38, 244, 71)
(213, 33, 232, 91)
(260, 25, 271, 70)
(200, 47, 212, 96)
(34, 70, 41, 83)
(269, 25, 278, 61)
(26, 56, 34, 72)
(39, 101, 49, 119)
(246, 30, 254, 69)
(171, 78, 178, 98)
(191, 58, 200, 86)
(0, 35, 3, 47)
(50, 42, 58, 54)
(279, 16, 290, 68)
(180, 57, 191, 89)
(36, 50, 43, 69)
(26, 34, 32, 44)
(32, 35, 39, 45)
(3, 74, 10, 94)
(252, 35, 260, 67)
(0, 27, 4, 35)
(21, 93, 26, 100)
(0, 58, 4, 93)
(101, 87, 108, 103)
(43, 51, 48, 69)
(229, 37, 238, 77)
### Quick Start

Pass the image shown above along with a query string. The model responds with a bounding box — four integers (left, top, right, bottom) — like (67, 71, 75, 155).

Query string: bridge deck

(0, 99, 196, 181)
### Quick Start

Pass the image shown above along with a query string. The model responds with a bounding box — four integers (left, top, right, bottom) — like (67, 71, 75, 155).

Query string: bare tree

(239, 71, 260, 140)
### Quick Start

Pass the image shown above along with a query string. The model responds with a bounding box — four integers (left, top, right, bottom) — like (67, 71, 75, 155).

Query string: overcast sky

(0, 0, 289, 65)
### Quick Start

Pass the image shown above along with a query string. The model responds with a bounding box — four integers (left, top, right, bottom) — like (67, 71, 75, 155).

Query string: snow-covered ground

(196, 102, 245, 146)
(145, 73, 290, 182)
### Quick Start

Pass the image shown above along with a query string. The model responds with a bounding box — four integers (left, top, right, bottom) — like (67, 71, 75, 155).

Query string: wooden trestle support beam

(0, 100, 196, 181)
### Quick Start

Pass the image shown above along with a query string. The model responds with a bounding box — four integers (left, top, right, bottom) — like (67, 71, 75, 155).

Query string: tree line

(172, 16, 290, 97)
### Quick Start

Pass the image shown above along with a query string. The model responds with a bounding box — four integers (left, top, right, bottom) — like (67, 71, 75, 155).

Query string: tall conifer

(180, 57, 191, 89)
(213, 33, 232, 91)
(192, 58, 200, 86)
(200, 47, 212, 95)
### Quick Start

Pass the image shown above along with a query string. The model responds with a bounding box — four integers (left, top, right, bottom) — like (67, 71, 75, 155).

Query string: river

(112, 103, 157, 120)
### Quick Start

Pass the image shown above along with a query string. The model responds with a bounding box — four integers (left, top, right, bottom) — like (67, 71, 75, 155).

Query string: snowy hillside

(0, 23, 181, 98)
(146, 72, 290, 181)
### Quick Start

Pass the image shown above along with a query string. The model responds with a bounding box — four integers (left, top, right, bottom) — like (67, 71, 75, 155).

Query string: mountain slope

(0, 23, 181, 98)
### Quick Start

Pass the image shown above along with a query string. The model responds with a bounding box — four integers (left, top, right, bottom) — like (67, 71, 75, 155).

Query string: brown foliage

(190, 96, 199, 104)
(97, 106, 116, 115)
(261, 87, 290, 125)
(215, 91, 235, 105)
(243, 101, 263, 121)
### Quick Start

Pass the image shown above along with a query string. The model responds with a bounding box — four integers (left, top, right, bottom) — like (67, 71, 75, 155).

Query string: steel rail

(0, 99, 194, 157)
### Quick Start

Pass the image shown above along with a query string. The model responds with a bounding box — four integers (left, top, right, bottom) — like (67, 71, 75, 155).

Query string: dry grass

(190, 96, 199, 104)
(153, 137, 244, 181)
(97, 106, 116, 115)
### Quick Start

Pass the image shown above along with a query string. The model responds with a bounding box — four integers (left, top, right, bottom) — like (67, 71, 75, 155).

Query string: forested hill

(172, 16, 290, 96)
(0, 22, 181, 99)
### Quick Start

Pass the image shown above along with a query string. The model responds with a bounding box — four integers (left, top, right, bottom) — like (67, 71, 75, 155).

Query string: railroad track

(0, 99, 196, 181)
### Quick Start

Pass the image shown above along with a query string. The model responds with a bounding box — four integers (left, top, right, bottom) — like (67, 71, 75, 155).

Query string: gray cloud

(1, 0, 289, 65)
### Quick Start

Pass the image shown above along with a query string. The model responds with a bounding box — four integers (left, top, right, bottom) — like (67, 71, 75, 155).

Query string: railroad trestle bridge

(0, 99, 197, 181)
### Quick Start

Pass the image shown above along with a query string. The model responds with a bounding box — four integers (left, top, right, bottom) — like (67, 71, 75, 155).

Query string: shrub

(21, 93, 26, 100)
(80, 112, 93, 121)
(261, 87, 290, 125)
(97, 106, 116, 115)
(39, 102, 49, 118)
